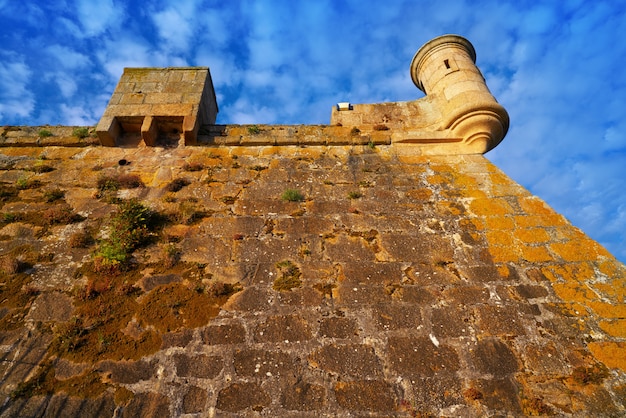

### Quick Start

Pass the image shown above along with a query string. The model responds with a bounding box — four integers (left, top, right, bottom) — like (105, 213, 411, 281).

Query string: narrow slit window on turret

(444, 59, 450, 69)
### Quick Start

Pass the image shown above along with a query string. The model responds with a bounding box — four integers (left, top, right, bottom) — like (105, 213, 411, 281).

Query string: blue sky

(1, 1, 625, 262)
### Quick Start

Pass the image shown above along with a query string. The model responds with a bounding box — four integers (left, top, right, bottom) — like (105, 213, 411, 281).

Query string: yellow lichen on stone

(587, 302, 626, 319)
(588, 342, 626, 371)
(520, 245, 554, 263)
(596, 259, 626, 280)
(484, 216, 515, 231)
(515, 228, 551, 244)
(514, 214, 567, 228)
(488, 245, 520, 264)
(590, 281, 625, 303)
(599, 320, 626, 338)
(459, 189, 488, 199)
(485, 230, 512, 246)
(519, 197, 554, 216)
(426, 174, 450, 186)
(469, 198, 513, 217)
(541, 263, 595, 284)
(452, 173, 478, 189)
(551, 240, 603, 262)
(552, 282, 596, 304)
(488, 171, 514, 186)
(437, 201, 465, 216)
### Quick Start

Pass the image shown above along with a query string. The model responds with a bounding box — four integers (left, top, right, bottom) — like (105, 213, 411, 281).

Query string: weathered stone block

(233, 349, 296, 377)
(475, 305, 528, 336)
(217, 382, 271, 412)
(334, 380, 397, 412)
(161, 329, 193, 349)
(121, 392, 170, 418)
(182, 386, 208, 414)
(97, 359, 156, 384)
(469, 338, 519, 376)
(254, 314, 313, 343)
(373, 302, 422, 330)
(281, 381, 327, 411)
(308, 344, 383, 377)
(173, 353, 223, 379)
(431, 306, 472, 338)
(318, 317, 358, 338)
(201, 322, 246, 345)
(387, 336, 460, 377)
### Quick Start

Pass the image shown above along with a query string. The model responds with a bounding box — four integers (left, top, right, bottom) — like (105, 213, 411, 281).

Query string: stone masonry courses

(0, 35, 624, 417)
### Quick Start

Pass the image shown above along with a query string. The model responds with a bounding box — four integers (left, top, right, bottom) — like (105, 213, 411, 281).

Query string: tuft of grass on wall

(38, 129, 53, 138)
(92, 199, 154, 273)
(273, 260, 302, 291)
(43, 189, 65, 203)
(72, 127, 90, 139)
(281, 189, 304, 202)
(165, 178, 190, 193)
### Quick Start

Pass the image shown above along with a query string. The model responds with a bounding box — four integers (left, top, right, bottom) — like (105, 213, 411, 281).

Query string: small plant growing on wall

(347, 191, 362, 199)
(96, 173, 143, 200)
(165, 178, 190, 193)
(72, 127, 90, 138)
(92, 199, 154, 273)
(281, 189, 304, 202)
(30, 164, 54, 173)
(15, 176, 40, 190)
(69, 229, 94, 248)
(247, 125, 261, 134)
(273, 260, 302, 291)
(1, 213, 17, 224)
(183, 162, 204, 172)
(38, 129, 53, 138)
(43, 189, 65, 202)
(42, 205, 80, 225)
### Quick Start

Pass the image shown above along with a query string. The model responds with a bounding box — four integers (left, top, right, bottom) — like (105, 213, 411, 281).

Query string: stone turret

(331, 34, 509, 155)
(410, 34, 509, 153)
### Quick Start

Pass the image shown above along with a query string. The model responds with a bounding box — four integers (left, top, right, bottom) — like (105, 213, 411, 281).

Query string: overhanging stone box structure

(96, 67, 218, 147)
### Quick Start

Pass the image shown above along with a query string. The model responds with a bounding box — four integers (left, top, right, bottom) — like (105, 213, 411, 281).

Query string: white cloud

(96, 37, 153, 79)
(75, 0, 124, 37)
(0, 54, 34, 120)
(47, 45, 90, 70)
(57, 16, 84, 38)
(54, 74, 78, 98)
(60, 103, 97, 125)
(152, 8, 193, 52)
(225, 97, 277, 124)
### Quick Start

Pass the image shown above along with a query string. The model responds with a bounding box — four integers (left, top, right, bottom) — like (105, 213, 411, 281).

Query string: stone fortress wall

(0, 35, 624, 417)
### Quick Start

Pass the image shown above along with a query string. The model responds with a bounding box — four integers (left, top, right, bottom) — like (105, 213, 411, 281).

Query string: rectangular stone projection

(96, 67, 218, 147)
